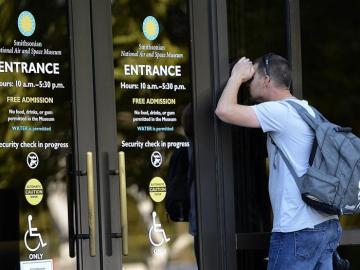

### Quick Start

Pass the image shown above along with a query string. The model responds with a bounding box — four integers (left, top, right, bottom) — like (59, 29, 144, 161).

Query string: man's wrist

(228, 75, 243, 88)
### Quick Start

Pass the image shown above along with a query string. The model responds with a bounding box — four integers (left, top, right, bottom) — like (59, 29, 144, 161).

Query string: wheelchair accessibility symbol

(24, 215, 47, 252)
(148, 211, 170, 247)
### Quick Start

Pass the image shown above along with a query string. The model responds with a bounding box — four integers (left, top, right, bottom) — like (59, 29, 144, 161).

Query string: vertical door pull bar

(87, 152, 96, 257)
(119, 151, 128, 255)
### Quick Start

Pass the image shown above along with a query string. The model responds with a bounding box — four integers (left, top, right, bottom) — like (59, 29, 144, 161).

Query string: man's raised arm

(215, 57, 260, 128)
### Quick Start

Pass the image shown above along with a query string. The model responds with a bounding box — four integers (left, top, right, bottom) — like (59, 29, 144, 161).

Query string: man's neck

(269, 88, 294, 101)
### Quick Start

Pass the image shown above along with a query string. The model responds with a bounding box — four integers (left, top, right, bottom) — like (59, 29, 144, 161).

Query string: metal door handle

(118, 151, 128, 255)
(87, 152, 96, 257)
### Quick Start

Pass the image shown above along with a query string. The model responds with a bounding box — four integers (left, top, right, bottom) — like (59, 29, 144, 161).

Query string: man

(215, 54, 342, 269)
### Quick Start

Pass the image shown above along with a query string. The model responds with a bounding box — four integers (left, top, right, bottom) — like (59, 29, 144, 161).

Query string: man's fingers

(239, 56, 249, 61)
(232, 57, 254, 79)
(238, 57, 252, 65)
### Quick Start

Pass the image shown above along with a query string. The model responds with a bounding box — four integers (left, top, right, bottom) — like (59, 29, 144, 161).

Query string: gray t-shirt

(252, 99, 337, 232)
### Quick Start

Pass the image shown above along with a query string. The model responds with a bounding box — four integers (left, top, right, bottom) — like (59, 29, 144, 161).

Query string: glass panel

(111, 0, 197, 269)
(0, 1, 75, 270)
(226, 0, 287, 269)
(300, 0, 360, 267)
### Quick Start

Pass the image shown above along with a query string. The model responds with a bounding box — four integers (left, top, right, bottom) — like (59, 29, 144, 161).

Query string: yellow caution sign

(24, 178, 43, 205)
(149, 177, 166, 202)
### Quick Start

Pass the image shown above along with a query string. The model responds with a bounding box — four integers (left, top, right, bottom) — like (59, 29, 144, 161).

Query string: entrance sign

(112, 0, 197, 267)
(0, 0, 74, 268)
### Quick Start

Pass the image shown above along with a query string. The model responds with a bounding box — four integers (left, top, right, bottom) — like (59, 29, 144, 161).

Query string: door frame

(70, 0, 123, 268)
(69, 0, 101, 269)
(190, 0, 237, 269)
(87, 0, 123, 269)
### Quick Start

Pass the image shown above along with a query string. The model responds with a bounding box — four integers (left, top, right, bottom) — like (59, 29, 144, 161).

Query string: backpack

(165, 147, 191, 221)
(273, 100, 360, 215)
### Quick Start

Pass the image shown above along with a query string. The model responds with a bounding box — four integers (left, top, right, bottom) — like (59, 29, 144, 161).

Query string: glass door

(92, 0, 237, 269)
(0, 0, 77, 269)
(0, 0, 102, 269)
(299, 1, 360, 267)
(225, 0, 360, 269)
(226, 0, 289, 269)
(110, 0, 199, 269)
(0, 0, 204, 269)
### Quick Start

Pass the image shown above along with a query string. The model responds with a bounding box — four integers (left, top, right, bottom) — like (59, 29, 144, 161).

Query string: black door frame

(69, 0, 102, 269)
(189, 0, 237, 269)
(70, 0, 123, 269)
(87, 0, 123, 269)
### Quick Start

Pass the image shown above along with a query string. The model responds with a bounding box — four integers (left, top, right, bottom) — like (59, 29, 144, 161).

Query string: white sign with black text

(20, 259, 53, 270)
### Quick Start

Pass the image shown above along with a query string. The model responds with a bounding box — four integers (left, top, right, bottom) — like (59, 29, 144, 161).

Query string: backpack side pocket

(301, 167, 341, 214)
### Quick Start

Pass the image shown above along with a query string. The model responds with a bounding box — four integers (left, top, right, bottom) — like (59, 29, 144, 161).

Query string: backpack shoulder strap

(285, 100, 323, 130)
(269, 135, 303, 190)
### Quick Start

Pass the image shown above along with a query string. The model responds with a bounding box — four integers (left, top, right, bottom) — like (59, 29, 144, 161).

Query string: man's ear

(263, 75, 271, 88)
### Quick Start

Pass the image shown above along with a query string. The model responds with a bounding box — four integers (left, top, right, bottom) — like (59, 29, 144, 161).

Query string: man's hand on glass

(230, 56, 255, 85)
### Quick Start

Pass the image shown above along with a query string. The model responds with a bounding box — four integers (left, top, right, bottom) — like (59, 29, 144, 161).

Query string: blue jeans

(267, 219, 342, 270)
